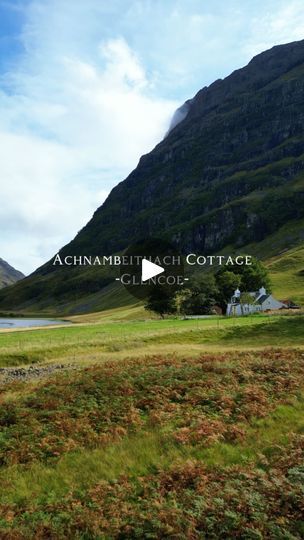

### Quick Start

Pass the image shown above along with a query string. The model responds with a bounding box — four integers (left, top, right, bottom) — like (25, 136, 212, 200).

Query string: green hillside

(266, 244, 304, 304)
(0, 225, 302, 316)
(1, 39, 304, 313)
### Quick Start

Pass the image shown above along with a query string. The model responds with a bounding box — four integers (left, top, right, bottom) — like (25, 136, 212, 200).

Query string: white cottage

(226, 286, 287, 316)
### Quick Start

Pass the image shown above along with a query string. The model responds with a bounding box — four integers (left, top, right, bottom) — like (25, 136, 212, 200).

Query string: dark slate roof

(256, 294, 270, 305)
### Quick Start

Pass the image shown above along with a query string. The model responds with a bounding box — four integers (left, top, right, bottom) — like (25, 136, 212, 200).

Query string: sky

(0, 0, 304, 274)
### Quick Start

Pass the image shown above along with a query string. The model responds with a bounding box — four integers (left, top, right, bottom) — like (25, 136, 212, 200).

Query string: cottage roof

(256, 294, 270, 305)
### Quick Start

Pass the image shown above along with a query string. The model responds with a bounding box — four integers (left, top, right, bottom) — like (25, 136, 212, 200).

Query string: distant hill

(0, 39, 304, 313)
(0, 258, 24, 289)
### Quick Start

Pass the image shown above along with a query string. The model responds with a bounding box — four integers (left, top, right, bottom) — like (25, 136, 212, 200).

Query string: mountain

(1, 39, 304, 313)
(0, 258, 24, 289)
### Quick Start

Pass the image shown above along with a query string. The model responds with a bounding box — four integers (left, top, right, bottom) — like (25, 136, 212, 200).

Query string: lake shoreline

(0, 318, 71, 330)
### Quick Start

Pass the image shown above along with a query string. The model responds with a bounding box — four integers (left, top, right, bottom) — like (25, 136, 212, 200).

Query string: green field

(0, 311, 303, 538)
(0, 310, 303, 367)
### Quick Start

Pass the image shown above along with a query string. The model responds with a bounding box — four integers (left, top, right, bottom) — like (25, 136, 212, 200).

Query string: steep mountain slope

(266, 244, 304, 305)
(0, 258, 24, 289)
(1, 39, 304, 313)
(60, 39, 304, 256)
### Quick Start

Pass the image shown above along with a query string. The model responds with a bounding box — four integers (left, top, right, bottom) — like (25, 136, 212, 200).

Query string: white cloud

(100, 38, 147, 89)
(0, 19, 178, 274)
(1, 0, 303, 275)
(243, 1, 304, 59)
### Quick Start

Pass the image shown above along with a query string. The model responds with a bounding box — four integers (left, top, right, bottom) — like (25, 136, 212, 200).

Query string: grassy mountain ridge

(1, 39, 304, 313)
(0, 227, 302, 316)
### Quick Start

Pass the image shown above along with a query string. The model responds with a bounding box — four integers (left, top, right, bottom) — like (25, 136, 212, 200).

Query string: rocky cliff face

(0, 259, 24, 289)
(1, 39, 304, 311)
(59, 39, 304, 257)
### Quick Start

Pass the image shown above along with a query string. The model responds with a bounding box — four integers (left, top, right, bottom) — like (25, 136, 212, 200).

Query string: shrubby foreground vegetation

(0, 314, 303, 538)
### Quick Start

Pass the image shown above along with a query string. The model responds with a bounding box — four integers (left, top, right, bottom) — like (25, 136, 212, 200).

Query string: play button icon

(118, 238, 184, 300)
(142, 259, 164, 282)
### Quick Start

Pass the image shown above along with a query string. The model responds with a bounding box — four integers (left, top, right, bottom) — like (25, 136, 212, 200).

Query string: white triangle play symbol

(141, 259, 164, 282)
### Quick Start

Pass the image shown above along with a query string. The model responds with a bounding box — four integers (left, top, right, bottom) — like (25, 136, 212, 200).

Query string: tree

(216, 271, 241, 311)
(238, 258, 271, 292)
(144, 286, 174, 318)
(174, 274, 219, 315)
(173, 289, 192, 317)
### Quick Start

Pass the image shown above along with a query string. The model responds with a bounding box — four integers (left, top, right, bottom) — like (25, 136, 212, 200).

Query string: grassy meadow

(0, 309, 304, 538)
(0, 308, 303, 367)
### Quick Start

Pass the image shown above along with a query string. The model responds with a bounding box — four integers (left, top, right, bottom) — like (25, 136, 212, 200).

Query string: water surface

(0, 318, 69, 329)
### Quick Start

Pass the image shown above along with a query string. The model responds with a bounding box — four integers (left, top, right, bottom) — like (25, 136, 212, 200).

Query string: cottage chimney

(234, 288, 241, 298)
(259, 286, 266, 295)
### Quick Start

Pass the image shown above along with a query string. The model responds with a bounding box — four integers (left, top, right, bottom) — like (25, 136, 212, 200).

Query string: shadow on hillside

(221, 315, 303, 344)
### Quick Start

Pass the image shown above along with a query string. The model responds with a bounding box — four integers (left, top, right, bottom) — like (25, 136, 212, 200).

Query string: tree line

(145, 257, 271, 317)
